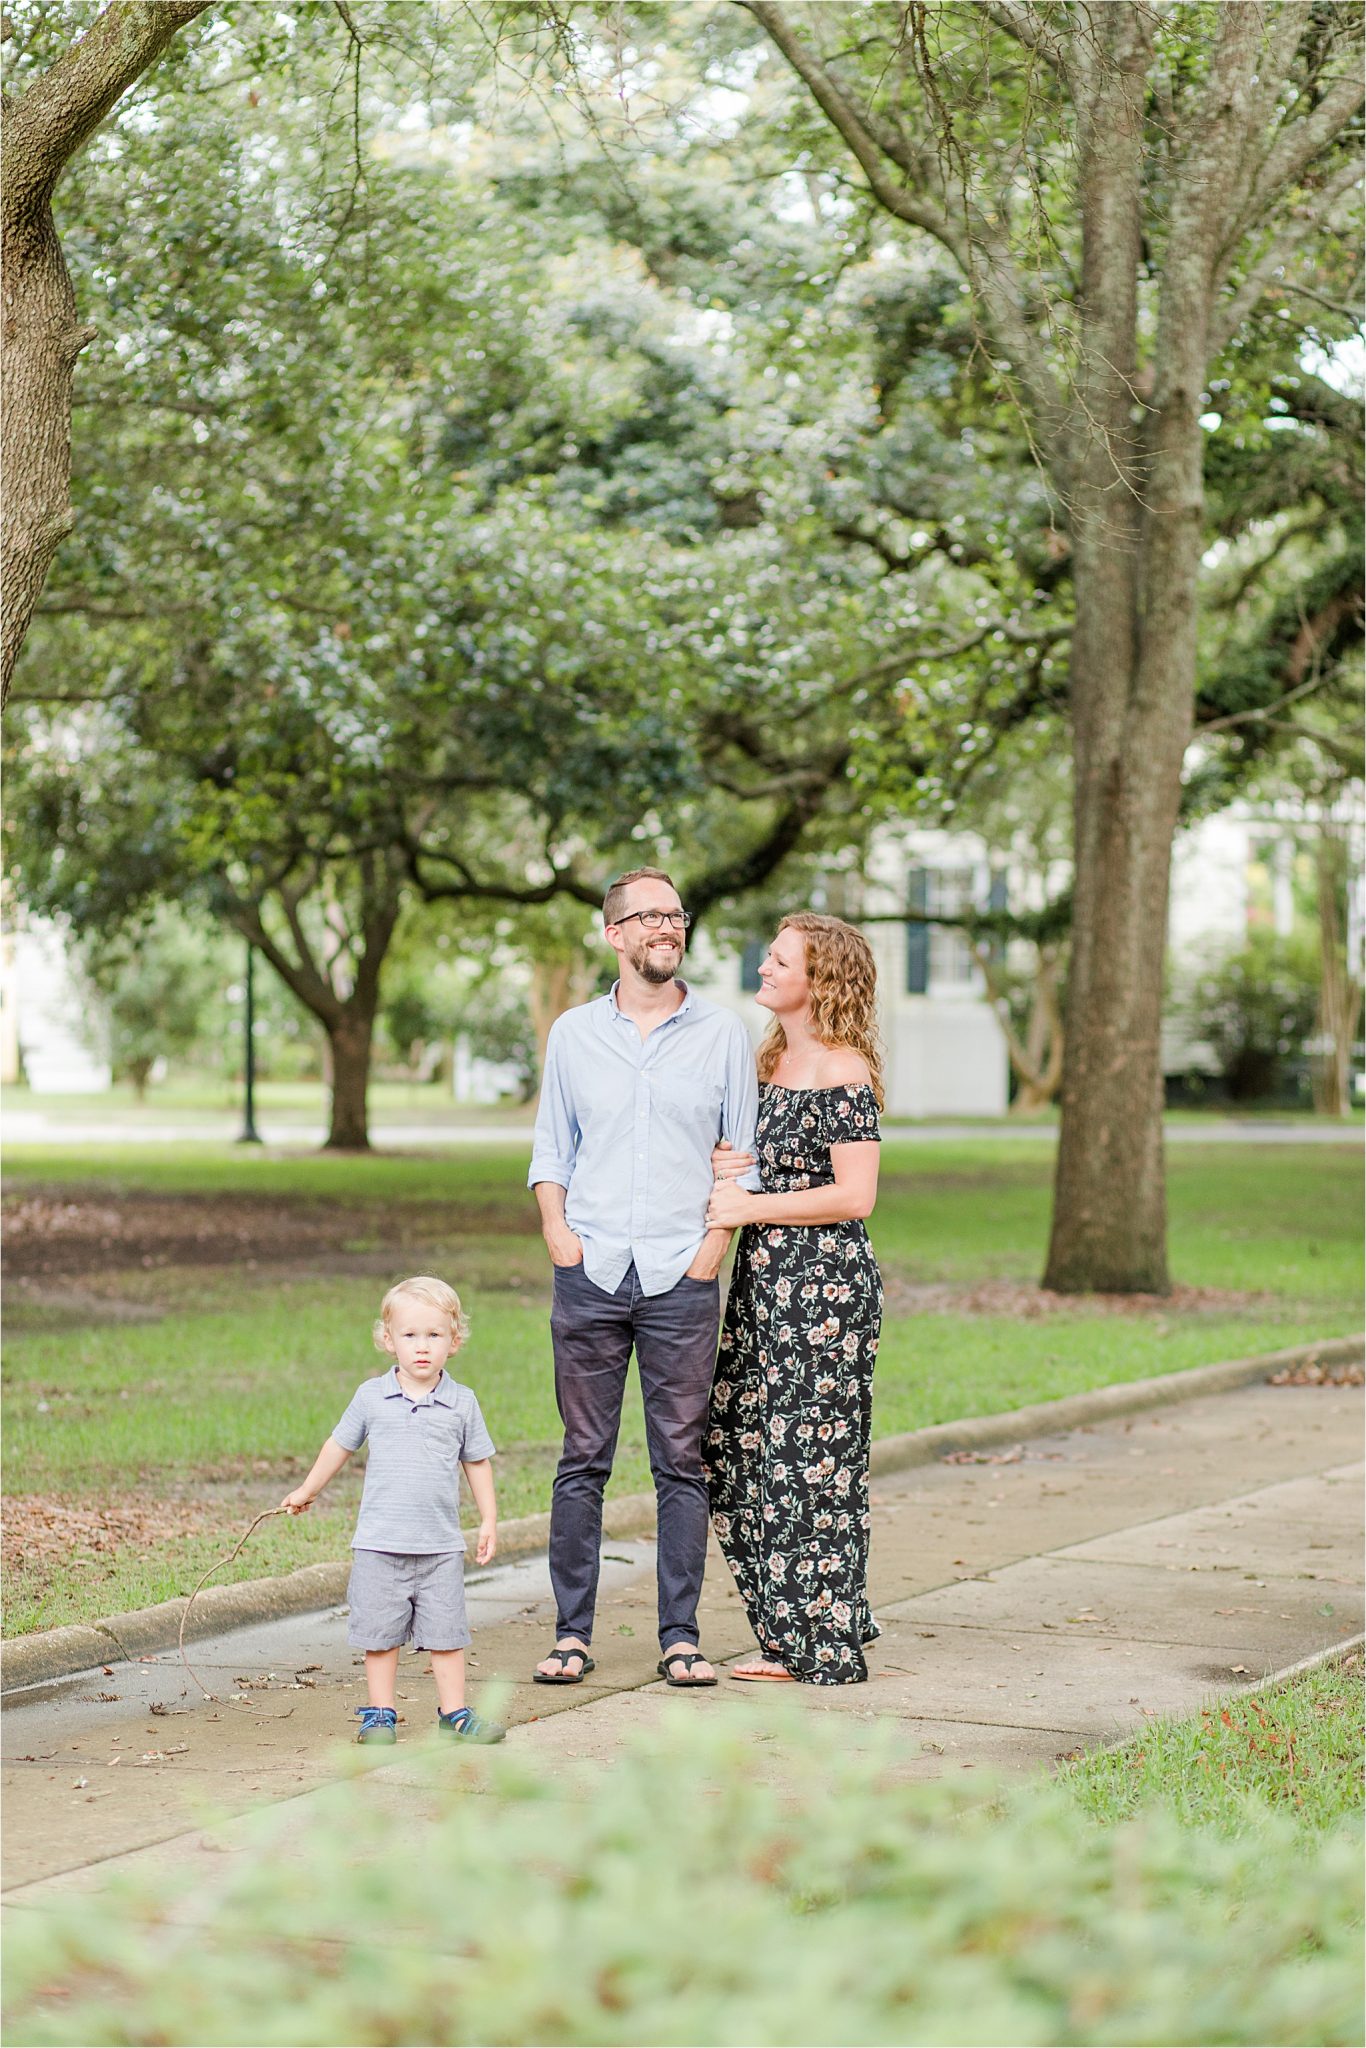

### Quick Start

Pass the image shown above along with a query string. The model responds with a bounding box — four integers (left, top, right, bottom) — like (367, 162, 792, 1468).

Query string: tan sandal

(728, 1657, 795, 1683)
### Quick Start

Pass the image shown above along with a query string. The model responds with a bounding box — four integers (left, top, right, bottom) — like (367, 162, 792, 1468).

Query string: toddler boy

(282, 1274, 504, 1744)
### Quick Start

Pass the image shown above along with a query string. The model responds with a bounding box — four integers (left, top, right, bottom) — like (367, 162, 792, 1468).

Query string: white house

(0, 913, 111, 1093)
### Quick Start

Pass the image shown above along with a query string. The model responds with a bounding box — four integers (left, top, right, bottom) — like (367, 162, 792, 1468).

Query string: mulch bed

(883, 1277, 1275, 1319)
(2, 1192, 535, 1279)
(2, 1494, 222, 1572)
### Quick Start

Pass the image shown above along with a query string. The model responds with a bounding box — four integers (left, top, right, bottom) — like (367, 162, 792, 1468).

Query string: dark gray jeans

(548, 1259, 721, 1651)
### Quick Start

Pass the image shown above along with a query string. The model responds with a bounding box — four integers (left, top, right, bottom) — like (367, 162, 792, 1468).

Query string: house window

(927, 867, 978, 990)
(740, 941, 765, 992)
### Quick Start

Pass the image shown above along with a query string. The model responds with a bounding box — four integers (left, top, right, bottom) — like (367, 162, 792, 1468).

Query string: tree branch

(982, 2, 1066, 73)
(1198, 670, 1330, 733)
(1279, 277, 1365, 323)
(0, 1, 212, 225)
(1210, 155, 1366, 354)
(915, 618, 1072, 662)
(685, 782, 843, 919)
(1236, 67, 1366, 243)
(1162, 1, 1266, 308)
(405, 840, 602, 912)
(739, 1, 1071, 465)
(738, 0, 970, 259)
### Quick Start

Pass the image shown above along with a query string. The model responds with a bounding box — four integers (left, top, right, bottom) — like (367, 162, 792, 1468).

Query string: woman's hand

(710, 1139, 756, 1182)
(706, 1180, 758, 1229)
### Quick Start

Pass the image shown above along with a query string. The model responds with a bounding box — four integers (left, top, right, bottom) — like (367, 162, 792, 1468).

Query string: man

(528, 866, 759, 1688)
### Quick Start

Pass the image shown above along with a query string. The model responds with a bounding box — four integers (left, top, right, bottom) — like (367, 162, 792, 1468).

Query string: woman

(703, 913, 884, 1684)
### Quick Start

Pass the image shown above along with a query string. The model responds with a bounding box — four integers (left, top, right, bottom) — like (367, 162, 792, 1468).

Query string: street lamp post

(239, 941, 262, 1145)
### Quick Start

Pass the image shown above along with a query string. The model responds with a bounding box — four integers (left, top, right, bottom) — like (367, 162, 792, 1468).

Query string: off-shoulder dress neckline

(760, 1080, 876, 1096)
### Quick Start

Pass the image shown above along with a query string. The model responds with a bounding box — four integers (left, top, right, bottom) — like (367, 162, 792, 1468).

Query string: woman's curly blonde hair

(756, 913, 885, 1108)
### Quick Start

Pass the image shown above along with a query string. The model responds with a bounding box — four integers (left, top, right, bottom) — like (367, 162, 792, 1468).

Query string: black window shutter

(740, 941, 765, 992)
(906, 869, 929, 994)
(987, 870, 1008, 963)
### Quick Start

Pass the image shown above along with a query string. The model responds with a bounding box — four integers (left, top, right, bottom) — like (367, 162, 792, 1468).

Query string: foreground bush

(5, 1704, 1362, 2048)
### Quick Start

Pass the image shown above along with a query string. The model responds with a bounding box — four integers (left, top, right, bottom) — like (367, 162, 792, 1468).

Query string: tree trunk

(0, 199, 93, 704)
(529, 952, 592, 1082)
(976, 940, 1065, 1113)
(1045, 399, 1204, 1292)
(1, 0, 212, 704)
(325, 1009, 374, 1151)
(1312, 830, 1362, 1118)
(228, 850, 403, 1157)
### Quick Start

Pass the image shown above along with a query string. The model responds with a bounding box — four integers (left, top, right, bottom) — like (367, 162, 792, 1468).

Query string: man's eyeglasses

(613, 909, 692, 932)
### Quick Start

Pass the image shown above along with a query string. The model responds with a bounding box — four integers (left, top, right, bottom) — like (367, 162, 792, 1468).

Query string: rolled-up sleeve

(528, 1020, 578, 1190)
(722, 1017, 762, 1192)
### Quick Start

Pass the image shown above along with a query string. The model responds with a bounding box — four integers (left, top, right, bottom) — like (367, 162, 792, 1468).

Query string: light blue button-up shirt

(528, 982, 761, 1297)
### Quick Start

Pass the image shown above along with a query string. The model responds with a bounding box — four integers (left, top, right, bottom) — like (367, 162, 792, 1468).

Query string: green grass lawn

(3, 1139, 1360, 1634)
(1064, 1650, 1365, 1838)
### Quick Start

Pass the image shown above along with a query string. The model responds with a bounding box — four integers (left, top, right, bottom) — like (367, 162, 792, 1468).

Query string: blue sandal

(438, 1706, 506, 1744)
(354, 1706, 397, 1744)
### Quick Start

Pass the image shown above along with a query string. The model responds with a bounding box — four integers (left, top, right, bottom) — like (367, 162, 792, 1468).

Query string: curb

(0, 1495, 661, 1697)
(4, 1333, 1361, 1696)
(868, 1332, 1364, 1474)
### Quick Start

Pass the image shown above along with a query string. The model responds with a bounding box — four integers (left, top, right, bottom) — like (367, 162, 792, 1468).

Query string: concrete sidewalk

(3, 1374, 1360, 1912)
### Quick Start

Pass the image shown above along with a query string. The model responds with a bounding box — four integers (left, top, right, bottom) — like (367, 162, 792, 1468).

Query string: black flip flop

(533, 1645, 595, 1685)
(657, 1651, 718, 1688)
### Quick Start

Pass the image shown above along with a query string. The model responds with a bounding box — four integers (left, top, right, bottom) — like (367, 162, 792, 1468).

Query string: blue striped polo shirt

(332, 1366, 495, 1554)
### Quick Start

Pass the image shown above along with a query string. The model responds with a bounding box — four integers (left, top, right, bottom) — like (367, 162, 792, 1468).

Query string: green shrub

(1179, 929, 1320, 1101)
(4, 1706, 1362, 2047)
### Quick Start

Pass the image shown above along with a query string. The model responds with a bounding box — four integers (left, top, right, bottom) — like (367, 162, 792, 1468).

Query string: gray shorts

(346, 1549, 470, 1651)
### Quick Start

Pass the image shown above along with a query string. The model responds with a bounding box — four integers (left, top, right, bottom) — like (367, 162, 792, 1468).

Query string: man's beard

(630, 936, 683, 985)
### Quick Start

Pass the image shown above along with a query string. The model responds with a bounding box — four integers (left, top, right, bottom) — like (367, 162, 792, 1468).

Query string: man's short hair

(602, 867, 678, 929)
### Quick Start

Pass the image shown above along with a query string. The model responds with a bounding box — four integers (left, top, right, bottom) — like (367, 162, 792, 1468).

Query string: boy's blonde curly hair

(373, 1275, 470, 1353)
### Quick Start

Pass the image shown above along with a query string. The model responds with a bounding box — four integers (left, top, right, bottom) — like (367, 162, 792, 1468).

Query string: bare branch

(1161, 1, 1266, 313)
(1279, 277, 1365, 323)
(982, 2, 1066, 73)
(405, 840, 601, 911)
(738, 0, 970, 260)
(1210, 155, 1365, 354)
(738, 0, 1070, 466)
(1236, 68, 1366, 243)
(1198, 670, 1330, 733)
(915, 618, 1072, 662)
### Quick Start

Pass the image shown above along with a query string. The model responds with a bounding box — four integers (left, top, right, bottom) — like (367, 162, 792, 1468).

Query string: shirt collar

(606, 979, 692, 1024)
(383, 1364, 456, 1406)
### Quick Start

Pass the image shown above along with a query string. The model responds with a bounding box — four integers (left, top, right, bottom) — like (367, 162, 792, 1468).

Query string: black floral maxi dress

(704, 1082, 883, 1684)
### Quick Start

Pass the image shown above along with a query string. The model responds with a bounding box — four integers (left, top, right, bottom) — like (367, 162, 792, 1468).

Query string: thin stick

(178, 1506, 297, 1713)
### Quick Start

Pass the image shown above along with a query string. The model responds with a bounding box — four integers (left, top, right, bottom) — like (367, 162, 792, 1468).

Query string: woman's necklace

(773, 1040, 822, 1089)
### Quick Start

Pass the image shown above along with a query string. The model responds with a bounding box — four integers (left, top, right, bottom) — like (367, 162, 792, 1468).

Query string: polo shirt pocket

(418, 1412, 465, 1463)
